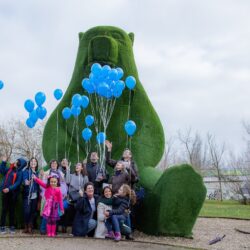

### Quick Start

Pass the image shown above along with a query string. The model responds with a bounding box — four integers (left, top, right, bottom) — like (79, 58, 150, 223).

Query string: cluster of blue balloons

(62, 94, 89, 120)
(0, 80, 4, 90)
(24, 92, 47, 128)
(124, 120, 137, 136)
(82, 63, 136, 98)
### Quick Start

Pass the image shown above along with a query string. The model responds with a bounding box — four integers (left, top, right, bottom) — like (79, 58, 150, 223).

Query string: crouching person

(72, 182, 98, 237)
(105, 184, 136, 241)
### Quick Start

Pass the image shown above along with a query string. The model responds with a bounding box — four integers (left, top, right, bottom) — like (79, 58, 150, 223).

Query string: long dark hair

(28, 157, 39, 171)
(74, 162, 88, 176)
(47, 175, 60, 187)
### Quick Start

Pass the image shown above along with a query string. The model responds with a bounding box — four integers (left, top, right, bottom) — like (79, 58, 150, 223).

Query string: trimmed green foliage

(136, 165, 207, 237)
(42, 26, 165, 171)
(200, 200, 250, 219)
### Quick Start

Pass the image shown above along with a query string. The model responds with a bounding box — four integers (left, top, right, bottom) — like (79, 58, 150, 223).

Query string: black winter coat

(109, 196, 130, 217)
(72, 194, 99, 236)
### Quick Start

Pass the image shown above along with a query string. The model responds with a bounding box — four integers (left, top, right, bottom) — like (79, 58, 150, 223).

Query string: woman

(64, 162, 89, 230)
(105, 140, 139, 189)
(94, 186, 112, 238)
(22, 158, 39, 234)
(72, 182, 98, 237)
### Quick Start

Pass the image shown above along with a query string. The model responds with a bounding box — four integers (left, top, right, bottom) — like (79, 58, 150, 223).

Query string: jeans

(87, 219, 97, 233)
(0, 192, 18, 227)
(23, 197, 38, 225)
(40, 217, 47, 233)
(106, 214, 126, 233)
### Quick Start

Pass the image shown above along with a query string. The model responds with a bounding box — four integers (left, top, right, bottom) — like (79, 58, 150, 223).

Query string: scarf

(98, 197, 113, 206)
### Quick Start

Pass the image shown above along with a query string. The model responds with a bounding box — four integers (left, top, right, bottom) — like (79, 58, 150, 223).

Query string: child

(0, 156, 27, 234)
(94, 186, 113, 238)
(33, 174, 64, 237)
(39, 159, 67, 234)
(22, 157, 39, 234)
(105, 140, 139, 190)
(104, 184, 136, 241)
(109, 161, 130, 194)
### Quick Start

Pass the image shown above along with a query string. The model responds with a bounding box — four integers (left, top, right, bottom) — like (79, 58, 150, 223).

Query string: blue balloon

(85, 115, 94, 126)
(101, 65, 111, 77)
(71, 105, 81, 117)
(54, 89, 63, 100)
(124, 120, 137, 136)
(116, 68, 124, 79)
(108, 69, 118, 80)
(81, 95, 89, 109)
(36, 106, 47, 120)
(35, 92, 46, 106)
(113, 89, 123, 98)
(62, 107, 71, 120)
(114, 80, 125, 92)
(125, 76, 136, 90)
(26, 118, 35, 129)
(96, 132, 106, 144)
(29, 110, 38, 123)
(0, 80, 4, 90)
(91, 63, 102, 76)
(97, 83, 110, 98)
(72, 94, 82, 107)
(24, 99, 35, 113)
(82, 128, 92, 141)
(82, 78, 95, 94)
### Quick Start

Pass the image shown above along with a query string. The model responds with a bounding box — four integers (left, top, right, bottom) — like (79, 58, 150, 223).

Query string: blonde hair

(120, 184, 136, 205)
(115, 161, 125, 171)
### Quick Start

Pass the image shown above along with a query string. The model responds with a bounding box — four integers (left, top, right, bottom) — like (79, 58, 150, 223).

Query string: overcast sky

(0, 0, 250, 154)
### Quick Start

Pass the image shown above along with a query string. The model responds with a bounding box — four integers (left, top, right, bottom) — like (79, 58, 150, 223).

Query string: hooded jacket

(0, 158, 27, 192)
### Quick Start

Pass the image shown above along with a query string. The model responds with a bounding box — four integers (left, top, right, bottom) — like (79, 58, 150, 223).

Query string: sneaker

(105, 231, 115, 239)
(114, 232, 121, 241)
(0, 227, 6, 234)
(9, 227, 15, 234)
(125, 234, 134, 241)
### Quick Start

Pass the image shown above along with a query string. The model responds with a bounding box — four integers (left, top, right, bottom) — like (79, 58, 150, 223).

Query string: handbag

(68, 190, 81, 203)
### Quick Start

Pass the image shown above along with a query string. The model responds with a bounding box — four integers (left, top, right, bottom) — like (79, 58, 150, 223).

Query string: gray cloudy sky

(0, 0, 250, 154)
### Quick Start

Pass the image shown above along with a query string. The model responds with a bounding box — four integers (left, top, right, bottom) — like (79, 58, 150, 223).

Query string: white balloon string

(56, 109, 59, 160)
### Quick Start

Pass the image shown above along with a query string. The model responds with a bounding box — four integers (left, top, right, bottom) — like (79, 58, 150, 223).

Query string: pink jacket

(34, 176, 64, 213)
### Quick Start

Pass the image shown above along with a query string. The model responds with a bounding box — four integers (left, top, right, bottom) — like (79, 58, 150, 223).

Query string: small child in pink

(33, 174, 64, 237)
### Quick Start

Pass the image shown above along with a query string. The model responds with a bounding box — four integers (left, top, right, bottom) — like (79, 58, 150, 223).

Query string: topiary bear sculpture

(42, 26, 206, 237)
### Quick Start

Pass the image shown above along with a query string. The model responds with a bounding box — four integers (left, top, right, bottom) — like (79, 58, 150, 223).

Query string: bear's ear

(128, 32, 134, 45)
(79, 32, 85, 41)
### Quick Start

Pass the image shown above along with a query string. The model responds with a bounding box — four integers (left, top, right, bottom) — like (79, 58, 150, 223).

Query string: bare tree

(0, 118, 45, 165)
(178, 128, 208, 174)
(0, 121, 17, 161)
(207, 133, 225, 201)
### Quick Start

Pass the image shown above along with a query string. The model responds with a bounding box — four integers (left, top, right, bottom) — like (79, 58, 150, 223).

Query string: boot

(105, 231, 115, 239)
(46, 224, 52, 237)
(114, 232, 121, 241)
(28, 223, 33, 234)
(22, 224, 29, 234)
(51, 225, 56, 237)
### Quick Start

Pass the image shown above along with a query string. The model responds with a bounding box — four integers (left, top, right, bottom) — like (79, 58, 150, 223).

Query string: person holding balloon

(22, 158, 39, 234)
(86, 152, 109, 195)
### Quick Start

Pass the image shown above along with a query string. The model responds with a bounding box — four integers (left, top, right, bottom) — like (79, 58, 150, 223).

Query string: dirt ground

(0, 218, 249, 250)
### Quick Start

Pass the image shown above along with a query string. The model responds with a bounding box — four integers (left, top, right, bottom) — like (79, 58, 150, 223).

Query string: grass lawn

(199, 200, 250, 219)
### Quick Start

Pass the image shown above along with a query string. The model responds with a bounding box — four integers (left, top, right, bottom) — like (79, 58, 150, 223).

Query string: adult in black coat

(72, 182, 99, 237)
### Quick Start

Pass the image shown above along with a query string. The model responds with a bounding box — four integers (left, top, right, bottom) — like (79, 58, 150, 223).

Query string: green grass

(199, 200, 250, 219)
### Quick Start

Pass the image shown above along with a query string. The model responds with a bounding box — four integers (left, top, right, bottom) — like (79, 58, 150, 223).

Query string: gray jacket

(66, 168, 89, 193)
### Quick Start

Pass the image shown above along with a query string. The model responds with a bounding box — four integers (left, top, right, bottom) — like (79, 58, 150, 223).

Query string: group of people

(0, 140, 139, 241)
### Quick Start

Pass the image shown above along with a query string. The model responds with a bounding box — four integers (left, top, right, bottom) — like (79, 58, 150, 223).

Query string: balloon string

(67, 120, 76, 161)
(126, 90, 132, 147)
(56, 109, 59, 160)
(76, 116, 80, 163)
(64, 121, 67, 159)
